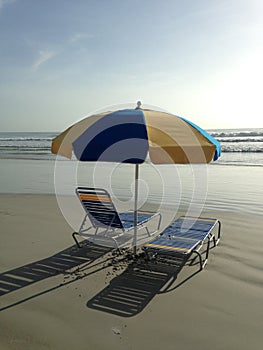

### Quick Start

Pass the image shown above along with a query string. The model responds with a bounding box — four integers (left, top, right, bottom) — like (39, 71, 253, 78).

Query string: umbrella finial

(135, 101, 142, 109)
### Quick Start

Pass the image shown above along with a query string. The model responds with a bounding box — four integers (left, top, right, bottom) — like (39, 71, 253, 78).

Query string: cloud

(32, 50, 57, 71)
(69, 33, 94, 43)
(0, 0, 16, 11)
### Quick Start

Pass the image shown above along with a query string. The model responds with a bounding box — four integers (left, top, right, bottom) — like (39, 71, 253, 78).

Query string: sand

(0, 194, 263, 350)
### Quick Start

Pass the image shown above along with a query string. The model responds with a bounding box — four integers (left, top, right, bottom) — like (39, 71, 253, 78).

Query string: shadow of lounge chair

(0, 241, 112, 299)
(87, 258, 184, 317)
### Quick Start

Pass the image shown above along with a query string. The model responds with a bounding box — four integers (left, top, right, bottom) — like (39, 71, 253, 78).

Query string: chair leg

(215, 220, 221, 245)
(193, 238, 210, 270)
(193, 250, 203, 270)
(72, 232, 81, 248)
(203, 238, 211, 268)
(213, 235, 216, 247)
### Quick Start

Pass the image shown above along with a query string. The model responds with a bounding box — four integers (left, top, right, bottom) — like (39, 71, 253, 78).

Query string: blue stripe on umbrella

(179, 116, 221, 160)
(73, 109, 149, 163)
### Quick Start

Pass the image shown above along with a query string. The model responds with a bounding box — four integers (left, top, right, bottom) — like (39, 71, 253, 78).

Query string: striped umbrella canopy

(52, 106, 220, 163)
(52, 104, 221, 252)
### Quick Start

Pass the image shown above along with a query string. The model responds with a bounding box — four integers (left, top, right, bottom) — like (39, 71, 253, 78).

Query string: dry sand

(0, 194, 262, 350)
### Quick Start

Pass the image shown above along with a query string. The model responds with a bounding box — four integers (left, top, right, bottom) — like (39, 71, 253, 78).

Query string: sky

(0, 0, 262, 131)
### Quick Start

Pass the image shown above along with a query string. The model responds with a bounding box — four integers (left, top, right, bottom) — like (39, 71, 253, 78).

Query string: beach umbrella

(52, 102, 221, 253)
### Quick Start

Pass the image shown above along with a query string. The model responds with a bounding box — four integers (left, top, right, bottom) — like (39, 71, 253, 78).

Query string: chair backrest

(76, 187, 124, 230)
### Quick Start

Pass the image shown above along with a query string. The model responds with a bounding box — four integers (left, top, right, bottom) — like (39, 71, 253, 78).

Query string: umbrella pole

(133, 164, 139, 255)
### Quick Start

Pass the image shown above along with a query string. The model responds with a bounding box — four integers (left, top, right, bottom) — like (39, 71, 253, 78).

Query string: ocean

(1, 128, 263, 165)
(0, 132, 57, 161)
(0, 129, 262, 219)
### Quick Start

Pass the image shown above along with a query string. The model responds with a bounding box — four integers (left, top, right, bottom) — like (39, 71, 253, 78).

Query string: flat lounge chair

(72, 187, 162, 249)
(143, 216, 221, 269)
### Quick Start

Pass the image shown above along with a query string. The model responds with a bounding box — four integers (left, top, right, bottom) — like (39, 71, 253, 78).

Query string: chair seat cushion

(144, 235, 201, 255)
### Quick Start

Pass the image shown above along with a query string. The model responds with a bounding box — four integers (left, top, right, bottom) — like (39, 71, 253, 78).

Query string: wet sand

(0, 194, 262, 350)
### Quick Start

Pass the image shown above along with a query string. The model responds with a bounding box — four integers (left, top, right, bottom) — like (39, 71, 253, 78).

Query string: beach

(0, 195, 262, 349)
(1, 159, 263, 349)
(1, 129, 263, 349)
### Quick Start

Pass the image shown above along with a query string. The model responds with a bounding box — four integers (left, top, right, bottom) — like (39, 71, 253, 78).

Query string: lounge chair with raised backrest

(143, 216, 221, 270)
(72, 187, 162, 250)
